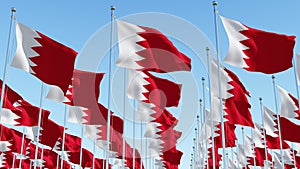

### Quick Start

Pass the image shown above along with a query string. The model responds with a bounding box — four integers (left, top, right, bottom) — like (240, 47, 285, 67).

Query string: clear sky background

(1, 1, 300, 168)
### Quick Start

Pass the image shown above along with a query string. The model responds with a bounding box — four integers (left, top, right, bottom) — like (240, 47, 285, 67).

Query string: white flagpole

(0, 7, 16, 143)
(251, 128, 257, 167)
(79, 124, 84, 168)
(105, 5, 115, 169)
(271, 75, 284, 169)
(196, 116, 202, 168)
(40, 145, 44, 169)
(18, 127, 26, 169)
(205, 47, 216, 169)
(60, 105, 68, 168)
(201, 77, 209, 169)
(212, 2, 227, 168)
(34, 83, 45, 169)
(122, 68, 126, 169)
(0, 7, 16, 114)
(92, 139, 96, 169)
(12, 153, 16, 168)
(56, 154, 59, 169)
(292, 55, 300, 109)
(140, 120, 143, 169)
(292, 143, 297, 168)
(193, 131, 197, 168)
(241, 127, 246, 168)
(259, 97, 269, 167)
(132, 100, 136, 169)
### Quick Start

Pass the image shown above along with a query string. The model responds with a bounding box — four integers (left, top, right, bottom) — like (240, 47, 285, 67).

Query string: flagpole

(40, 145, 44, 168)
(271, 75, 284, 169)
(193, 137, 196, 168)
(19, 127, 26, 169)
(122, 68, 126, 169)
(241, 127, 246, 168)
(60, 105, 68, 169)
(212, 2, 227, 168)
(140, 120, 143, 169)
(0, 7, 16, 143)
(132, 100, 136, 169)
(56, 154, 59, 169)
(205, 47, 216, 169)
(34, 83, 45, 169)
(79, 124, 84, 168)
(92, 139, 96, 169)
(259, 97, 269, 167)
(201, 77, 209, 169)
(105, 5, 115, 169)
(196, 116, 202, 168)
(292, 143, 297, 168)
(0, 7, 16, 114)
(293, 54, 300, 109)
(12, 153, 16, 168)
(251, 128, 256, 167)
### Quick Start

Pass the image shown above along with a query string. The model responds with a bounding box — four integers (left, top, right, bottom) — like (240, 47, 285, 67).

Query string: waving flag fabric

(0, 80, 23, 110)
(127, 70, 182, 108)
(278, 85, 300, 120)
(12, 22, 77, 100)
(220, 15, 295, 74)
(211, 59, 254, 127)
(0, 125, 30, 154)
(280, 116, 300, 143)
(116, 20, 191, 72)
(2, 100, 50, 126)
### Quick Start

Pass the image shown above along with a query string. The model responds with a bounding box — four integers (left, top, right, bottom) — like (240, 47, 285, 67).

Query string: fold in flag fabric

(55, 133, 81, 152)
(48, 69, 105, 104)
(116, 20, 191, 73)
(223, 67, 254, 128)
(211, 59, 254, 128)
(127, 70, 182, 108)
(280, 116, 300, 143)
(0, 80, 23, 110)
(277, 85, 300, 120)
(28, 119, 64, 148)
(1, 100, 50, 126)
(263, 106, 278, 137)
(0, 125, 30, 154)
(12, 22, 77, 100)
(214, 122, 237, 148)
(220, 15, 296, 74)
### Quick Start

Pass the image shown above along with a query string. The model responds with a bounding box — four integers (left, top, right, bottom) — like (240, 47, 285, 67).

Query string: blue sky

(1, 1, 300, 168)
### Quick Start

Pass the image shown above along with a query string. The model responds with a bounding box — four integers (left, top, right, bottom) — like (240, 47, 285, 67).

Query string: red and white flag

(127, 70, 182, 108)
(278, 85, 300, 119)
(116, 20, 191, 73)
(280, 116, 300, 143)
(263, 106, 278, 137)
(211, 59, 254, 127)
(12, 22, 77, 100)
(220, 15, 296, 74)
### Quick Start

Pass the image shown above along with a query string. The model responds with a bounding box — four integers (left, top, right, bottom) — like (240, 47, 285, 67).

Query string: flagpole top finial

(197, 115, 199, 118)
(271, 75, 275, 79)
(11, 7, 16, 13)
(202, 77, 205, 81)
(241, 127, 244, 130)
(259, 97, 263, 101)
(212, 1, 218, 6)
(206, 47, 210, 51)
(199, 99, 202, 102)
(110, 6, 115, 11)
